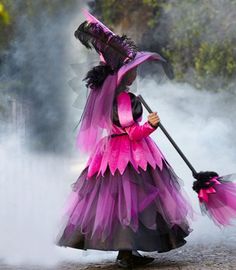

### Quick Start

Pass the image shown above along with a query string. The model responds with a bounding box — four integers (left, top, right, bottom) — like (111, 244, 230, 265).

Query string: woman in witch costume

(56, 11, 194, 268)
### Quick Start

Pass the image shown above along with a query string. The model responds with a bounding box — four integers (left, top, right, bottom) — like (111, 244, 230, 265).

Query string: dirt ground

(1, 242, 236, 270)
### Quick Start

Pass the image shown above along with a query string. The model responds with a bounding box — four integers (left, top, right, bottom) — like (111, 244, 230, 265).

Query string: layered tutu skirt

(56, 158, 193, 252)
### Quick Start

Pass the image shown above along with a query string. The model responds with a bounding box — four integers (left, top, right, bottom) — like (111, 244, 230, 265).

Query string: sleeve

(124, 121, 158, 141)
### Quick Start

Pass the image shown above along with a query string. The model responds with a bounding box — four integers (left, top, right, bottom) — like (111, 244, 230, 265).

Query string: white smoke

(1, 1, 236, 268)
(1, 80, 236, 267)
(167, 0, 236, 43)
(139, 78, 236, 243)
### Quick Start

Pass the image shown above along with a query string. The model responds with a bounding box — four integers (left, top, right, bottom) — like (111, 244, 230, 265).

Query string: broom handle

(138, 95, 198, 176)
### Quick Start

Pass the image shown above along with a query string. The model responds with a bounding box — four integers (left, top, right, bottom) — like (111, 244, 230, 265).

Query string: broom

(138, 94, 236, 227)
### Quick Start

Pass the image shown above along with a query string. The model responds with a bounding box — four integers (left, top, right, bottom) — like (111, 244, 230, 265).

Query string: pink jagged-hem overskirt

(86, 121, 165, 178)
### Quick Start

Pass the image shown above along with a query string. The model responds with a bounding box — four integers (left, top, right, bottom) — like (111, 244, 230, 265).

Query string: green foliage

(1, 0, 236, 91)
(0, 1, 13, 51)
(90, 0, 236, 91)
(0, 2, 10, 24)
(195, 42, 236, 77)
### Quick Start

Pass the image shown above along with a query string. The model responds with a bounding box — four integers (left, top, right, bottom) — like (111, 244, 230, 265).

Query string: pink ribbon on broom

(198, 177, 221, 203)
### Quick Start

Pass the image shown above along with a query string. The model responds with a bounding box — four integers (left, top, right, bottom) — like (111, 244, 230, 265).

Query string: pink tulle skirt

(56, 159, 194, 252)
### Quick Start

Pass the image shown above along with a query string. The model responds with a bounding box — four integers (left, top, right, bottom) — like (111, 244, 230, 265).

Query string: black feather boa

(83, 63, 114, 89)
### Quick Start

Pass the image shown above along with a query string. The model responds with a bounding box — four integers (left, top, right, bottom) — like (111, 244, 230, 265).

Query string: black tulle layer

(56, 161, 193, 252)
(58, 212, 190, 252)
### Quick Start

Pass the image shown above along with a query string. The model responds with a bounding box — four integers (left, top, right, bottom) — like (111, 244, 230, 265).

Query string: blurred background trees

(0, 1, 11, 51)
(0, 0, 236, 151)
(88, 0, 236, 91)
(1, 0, 236, 88)
(1, 0, 236, 91)
(0, 0, 76, 50)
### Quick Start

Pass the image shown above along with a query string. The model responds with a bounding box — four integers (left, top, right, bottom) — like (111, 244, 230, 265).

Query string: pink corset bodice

(85, 91, 165, 179)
